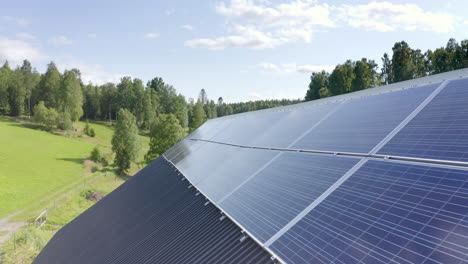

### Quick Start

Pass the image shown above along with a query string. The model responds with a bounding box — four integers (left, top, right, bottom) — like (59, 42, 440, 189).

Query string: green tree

(59, 70, 83, 122)
(381, 53, 393, 84)
(33, 101, 58, 129)
(328, 62, 354, 95)
(145, 114, 185, 163)
(112, 109, 140, 174)
(391, 41, 415, 82)
(351, 58, 379, 92)
(192, 102, 207, 129)
(20, 60, 38, 118)
(305, 70, 328, 101)
(90, 147, 102, 162)
(9, 68, 26, 116)
(38, 62, 61, 108)
(0, 61, 12, 114)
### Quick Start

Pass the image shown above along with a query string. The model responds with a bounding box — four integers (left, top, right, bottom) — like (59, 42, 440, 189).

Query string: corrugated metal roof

(34, 157, 274, 264)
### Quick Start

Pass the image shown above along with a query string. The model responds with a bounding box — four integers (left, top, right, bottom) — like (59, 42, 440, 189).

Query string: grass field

(0, 117, 96, 218)
(0, 117, 148, 219)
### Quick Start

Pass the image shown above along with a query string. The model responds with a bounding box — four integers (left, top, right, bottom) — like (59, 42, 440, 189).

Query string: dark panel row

(34, 157, 274, 264)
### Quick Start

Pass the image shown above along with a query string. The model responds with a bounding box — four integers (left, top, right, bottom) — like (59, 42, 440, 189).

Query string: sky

(0, 0, 467, 102)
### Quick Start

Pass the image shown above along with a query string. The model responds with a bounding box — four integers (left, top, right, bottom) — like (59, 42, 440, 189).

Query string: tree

(38, 62, 61, 108)
(198, 89, 208, 104)
(9, 68, 26, 116)
(90, 147, 102, 162)
(116, 76, 136, 113)
(0, 61, 12, 114)
(100, 83, 117, 121)
(217, 97, 224, 117)
(351, 58, 379, 92)
(142, 88, 157, 129)
(328, 62, 354, 95)
(192, 102, 207, 129)
(305, 71, 328, 101)
(381, 53, 393, 84)
(392, 41, 415, 82)
(145, 114, 185, 163)
(59, 69, 83, 122)
(111, 109, 140, 174)
(20, 60, 37, 118)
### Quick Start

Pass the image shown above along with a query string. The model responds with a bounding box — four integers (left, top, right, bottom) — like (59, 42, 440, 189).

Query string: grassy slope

(0, 117, 95, 218)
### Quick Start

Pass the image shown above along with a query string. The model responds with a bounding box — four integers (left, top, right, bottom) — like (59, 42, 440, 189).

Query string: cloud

(0, 37, 47, 66)
(181, 24, 194, 31)
(144, 33, 159, 39)
(257, 62, 335, 74)
(187, 0, 456, 50)
(49, 36, 73, 46)
(2, 16, 30, 25)
(88, 33, 97, 38)
(185, 25, 280, 49)
(464, 20, 468, 25)
(340, 1, 455, 33)
(16, 33, 35, 40)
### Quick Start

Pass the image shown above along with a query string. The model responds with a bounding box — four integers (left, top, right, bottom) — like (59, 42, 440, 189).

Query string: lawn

(0, 117, 97, 218)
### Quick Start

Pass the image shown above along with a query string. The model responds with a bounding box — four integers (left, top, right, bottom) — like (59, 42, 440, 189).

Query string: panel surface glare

(379, 78, 468, 162)
(271, 160, 468, 264)
(292, 83, 440, 153)
(168, 139, 278, 202)
(221, 153, 360, 242)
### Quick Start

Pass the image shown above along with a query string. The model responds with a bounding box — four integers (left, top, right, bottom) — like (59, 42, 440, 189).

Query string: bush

(89, 128, 96, 137)
(57, 112, 73, 130)
(90, 147, 101, 162)
(33, 101, 58, 129)
(80, 189, 93, 199)
(84, 121, 96, 137)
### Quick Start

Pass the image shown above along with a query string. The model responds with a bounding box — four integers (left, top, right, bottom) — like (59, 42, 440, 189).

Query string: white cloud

(88, 33, 97, 38)
(258, 62, 335, 74)
(16, 32, 35, 40)
(49, 36, 73, 46)
(186, 0, 332, 49)
(340, 1, 455, 33)
(185, 25, 280, 49)
(181, 24, 194, 31)
(2, 16, 30, 25)
(0, 37, 47, 66)
(187, 0, 456, 50)
(144, 33, 159, 39)
(464, 20, 468, 25)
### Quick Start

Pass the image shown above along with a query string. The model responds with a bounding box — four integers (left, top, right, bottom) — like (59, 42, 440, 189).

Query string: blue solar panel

(292, 83, 440, 153)
(220, 153, 360, 242)
(270, 160, 468, 264)
(206, 102, 340, 148)
(379, 78, 468, 162)
(167, 140, 278, 202)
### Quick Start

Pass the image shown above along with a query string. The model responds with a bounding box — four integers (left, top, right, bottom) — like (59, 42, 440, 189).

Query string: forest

(305, 38, 468, 100)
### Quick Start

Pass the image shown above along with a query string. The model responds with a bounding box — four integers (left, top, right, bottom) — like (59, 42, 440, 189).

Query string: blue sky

(0, 0, 467, 102)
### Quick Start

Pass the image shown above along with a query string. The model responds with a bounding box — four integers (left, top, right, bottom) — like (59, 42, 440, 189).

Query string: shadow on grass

(9, 122, 51, 132)
(56, 158, 86, 165)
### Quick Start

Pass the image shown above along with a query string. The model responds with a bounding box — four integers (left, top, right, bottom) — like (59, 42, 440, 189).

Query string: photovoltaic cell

(206, 102, 340, 148)
(270, 160, 468, 264)
(292, 83, 440, 153)
(379, 78, 468, 162)
(220, 153, 360, 242)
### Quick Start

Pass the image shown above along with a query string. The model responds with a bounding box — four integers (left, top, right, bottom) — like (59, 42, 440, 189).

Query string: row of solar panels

(34, 158, 276, 264)
(164, 76, 468, 264)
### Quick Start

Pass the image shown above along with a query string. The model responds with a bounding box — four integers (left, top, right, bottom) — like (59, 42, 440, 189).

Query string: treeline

(0, 62, 300, 131)
(305, 38, 468, 100)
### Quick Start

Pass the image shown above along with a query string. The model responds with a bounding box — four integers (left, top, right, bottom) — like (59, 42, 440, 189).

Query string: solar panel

(220, 152, 360, 242)
(270, 160, 468, 264)
(379, 78, 468, 162)
(35, 158, 275, 264)
(292, 83, 440, 153)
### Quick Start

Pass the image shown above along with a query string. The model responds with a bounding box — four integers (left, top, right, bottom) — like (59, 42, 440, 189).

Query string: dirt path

(0, 212, 27, 263)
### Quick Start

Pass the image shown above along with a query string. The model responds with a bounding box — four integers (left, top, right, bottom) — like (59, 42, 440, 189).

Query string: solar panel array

(165, 74, 468, 263)
(35, 70, 468, 264)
